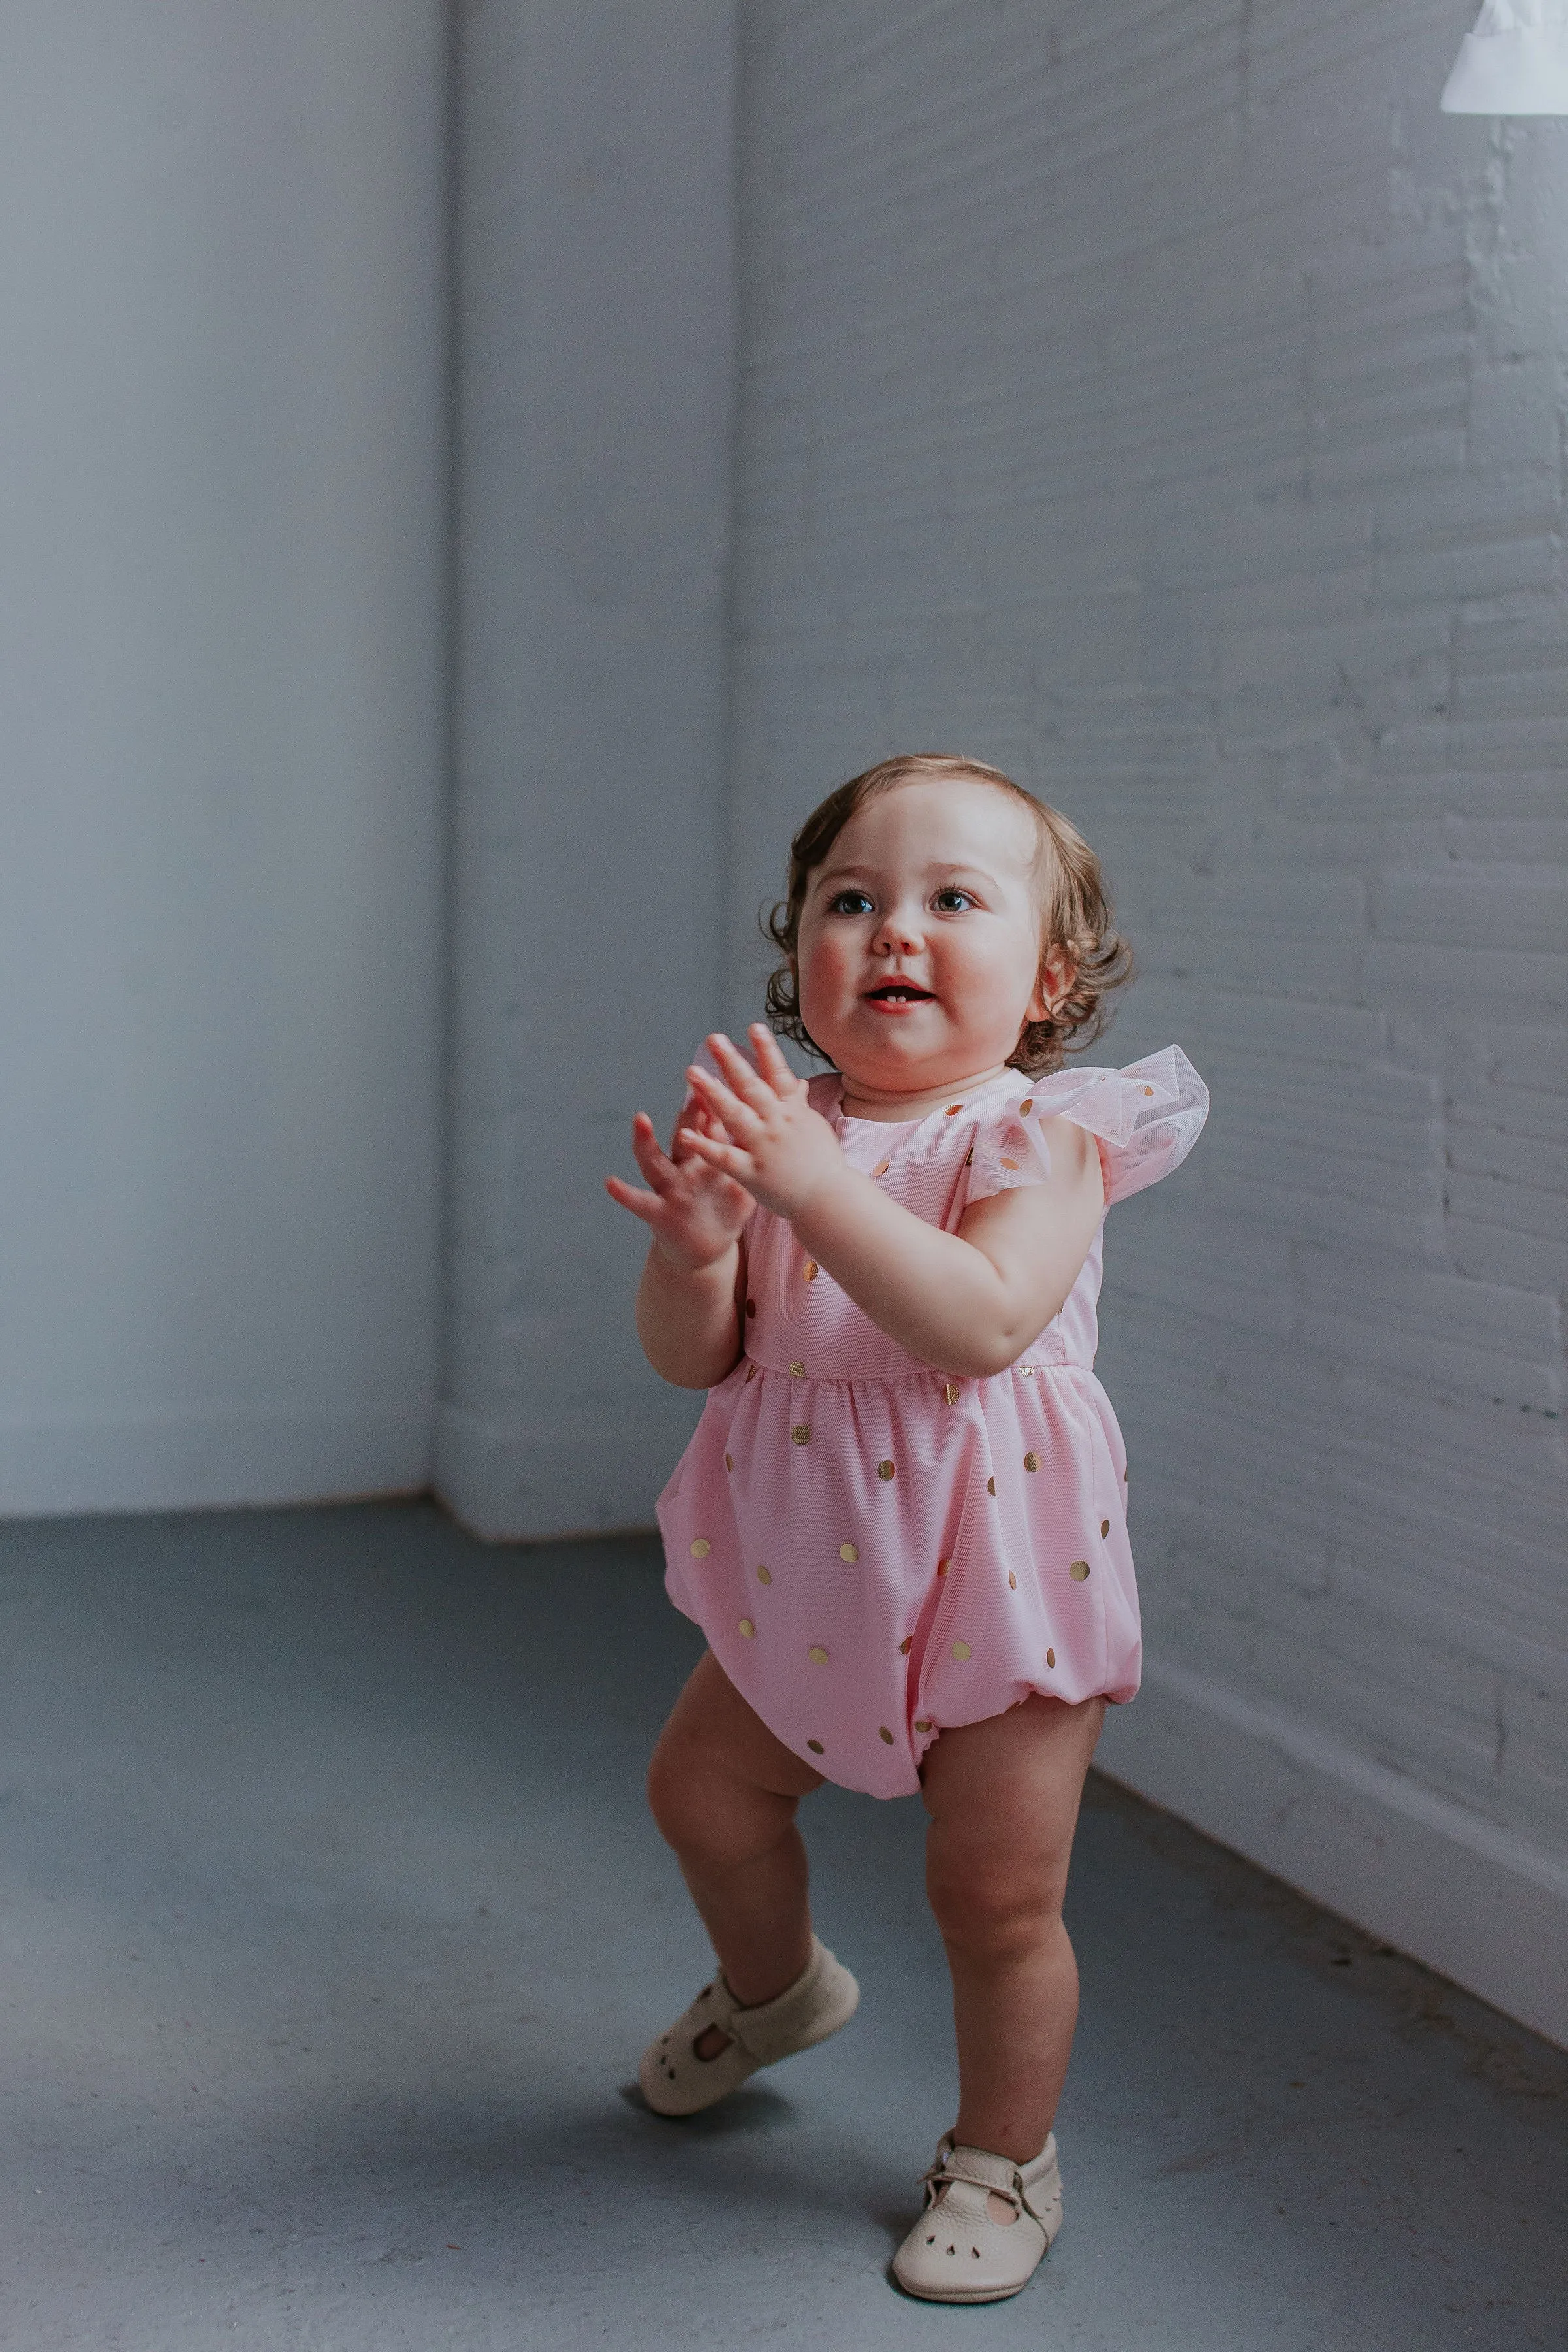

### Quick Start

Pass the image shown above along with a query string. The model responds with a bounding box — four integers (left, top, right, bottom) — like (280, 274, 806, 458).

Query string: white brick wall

(723, 3, 1567, 2038)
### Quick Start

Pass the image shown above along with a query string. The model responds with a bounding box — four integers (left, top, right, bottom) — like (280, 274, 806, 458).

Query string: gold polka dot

(724, 1452, 734, 1472)
(937, 1556, 951, 1576)
(802, 1260, 819, 1281)
(789, 1360, 806, 1376)
(873, 1159, 890, 1177)
(1008, 1571, 1017, 1590)
(791, 1424, 811, 1445)
(1046, 1646, 1056, 1668)
(900, 1635, 913, 1655)
(1019, 1099, 1034, 1115)
(943, 1382, 960, 1405)
(1143, 1085, 1154, 1096)
(806, 1739, 824, 1755)
(877, 1459, 895, 1481)
(839, 1543, 858, 1563)
(689, 1539, 710, 1558)
(1100, 1518, 1111, 1537)
(987, 1476, 996, 1496)
(738, 1618, 755, 1638)
(952, 1641, 972, 1662)
(1024, 1451, 1040, 1472)
(1000, 1156, 1020, 1171)
(914, 1718, 932, 1733)
(756, 1564, 772, 1584)
(745, 1299, 756, 1316)
(808, 1646, 829, 1665)
(879, 1726, 894, 1745)
(1069, 1560, 1090, 1581)
(945, 1102, 963, 1115)
(744, 1362, 757, 1382)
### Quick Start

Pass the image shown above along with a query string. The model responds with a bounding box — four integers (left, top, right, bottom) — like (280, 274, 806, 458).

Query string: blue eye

(828, 890, 873, 915)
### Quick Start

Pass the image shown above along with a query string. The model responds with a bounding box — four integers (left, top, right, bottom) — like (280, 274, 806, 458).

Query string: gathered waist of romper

(736, 1352, 1096, 1385)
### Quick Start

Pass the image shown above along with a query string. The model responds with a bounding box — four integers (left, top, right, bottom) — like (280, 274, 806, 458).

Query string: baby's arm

(679, 1030, 1104, 1380)
(634, 1240, 747, 1390)
(605, 1096, 754, 1388)
(791, 1130, 1102, 1377)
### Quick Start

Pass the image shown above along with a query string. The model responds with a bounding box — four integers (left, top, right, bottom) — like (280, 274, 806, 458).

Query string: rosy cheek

(795, 947, 841, 1025)
(800, 936, 847, 988)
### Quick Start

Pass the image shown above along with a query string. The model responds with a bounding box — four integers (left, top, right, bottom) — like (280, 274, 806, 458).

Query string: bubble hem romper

(655, 1046, 1209, 1799)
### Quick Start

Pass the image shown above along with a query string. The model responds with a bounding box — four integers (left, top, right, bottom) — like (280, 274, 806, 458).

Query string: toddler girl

(605, 753, 1206, 2302)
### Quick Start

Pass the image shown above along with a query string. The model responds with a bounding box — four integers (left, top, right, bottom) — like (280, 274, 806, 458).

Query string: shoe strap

(920, 2150, 1047, 2227)
(714, 1940, 823, 2063)
(689, 1975, 742, 2039)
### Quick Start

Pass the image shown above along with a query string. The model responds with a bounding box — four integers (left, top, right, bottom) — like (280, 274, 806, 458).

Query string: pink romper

(656, 1046, 1208, 1799)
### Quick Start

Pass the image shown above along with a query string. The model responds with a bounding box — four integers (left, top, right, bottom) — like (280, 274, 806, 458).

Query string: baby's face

(794, 779, 1054, 1096)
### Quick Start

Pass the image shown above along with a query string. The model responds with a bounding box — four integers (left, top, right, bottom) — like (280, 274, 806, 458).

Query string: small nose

(873, 899, 925, 956)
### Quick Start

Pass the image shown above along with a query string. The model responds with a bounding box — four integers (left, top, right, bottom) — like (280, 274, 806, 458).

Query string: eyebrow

(813, 861, 1003, 891)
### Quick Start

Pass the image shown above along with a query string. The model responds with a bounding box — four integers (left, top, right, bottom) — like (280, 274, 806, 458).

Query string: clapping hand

(674, 1027, 846, 1222)
(605, 1086, 755, 1271)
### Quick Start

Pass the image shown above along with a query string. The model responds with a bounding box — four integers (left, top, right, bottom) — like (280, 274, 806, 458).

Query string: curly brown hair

(762, 753, 1132, 1077)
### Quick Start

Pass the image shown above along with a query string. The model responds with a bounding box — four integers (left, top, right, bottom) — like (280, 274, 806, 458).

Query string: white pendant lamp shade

(1441, 0, 1568, 112)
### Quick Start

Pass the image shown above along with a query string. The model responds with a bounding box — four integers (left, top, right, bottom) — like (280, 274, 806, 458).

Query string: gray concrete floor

(0, 1503, 1562, 2351)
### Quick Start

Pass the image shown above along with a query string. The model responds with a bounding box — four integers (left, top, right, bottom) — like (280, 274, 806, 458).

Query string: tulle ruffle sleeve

(964, 1046, 1209, 1210)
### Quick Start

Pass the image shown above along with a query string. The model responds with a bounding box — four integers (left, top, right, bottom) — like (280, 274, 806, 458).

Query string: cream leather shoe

(892, 2131, 1063, 2303)
(638, 1935, 860, 2117)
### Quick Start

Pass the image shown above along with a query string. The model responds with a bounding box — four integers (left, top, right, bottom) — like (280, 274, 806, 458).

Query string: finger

(676, 1126, 756, 1183)
(685, 1064, 759, 1137)
(629, 1115, 678, 1188)
(706, 1031, 774, 1115)
(603, 1174, 661, 1222)
(748, 1024, 800, 1095)
(667, 1100, 700, 1157)
(665, 1105, 744, 1187)
(691, 1102, 741, 1150)
(666, 1095, 704, 1158)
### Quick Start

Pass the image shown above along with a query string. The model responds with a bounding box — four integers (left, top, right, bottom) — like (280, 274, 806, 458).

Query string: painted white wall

(0, 1, 448, 1509)
(725, 4, 1567, 2044)
(436, 1, 740, 1537)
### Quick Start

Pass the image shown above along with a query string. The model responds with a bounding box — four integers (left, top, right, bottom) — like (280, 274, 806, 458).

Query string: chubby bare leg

(921, 1693, 1105, 2162)
(647, 1649, 824, 2051)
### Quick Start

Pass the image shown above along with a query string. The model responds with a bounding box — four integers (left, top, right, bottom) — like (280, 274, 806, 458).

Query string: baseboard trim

(0, 1404, 432, 1516)
(1095, 1653, 1568, 2051)
(433, 1400, 699, 1541)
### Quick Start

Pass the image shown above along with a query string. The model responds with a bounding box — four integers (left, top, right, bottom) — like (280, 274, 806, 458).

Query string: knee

(646, 1734, 706, 1859)
(647, 1732, 792, 1874)
(926, 1846, 1067, 1961)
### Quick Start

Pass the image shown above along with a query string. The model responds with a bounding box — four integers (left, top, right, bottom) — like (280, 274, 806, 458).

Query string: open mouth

(864, 984, 934, 1004)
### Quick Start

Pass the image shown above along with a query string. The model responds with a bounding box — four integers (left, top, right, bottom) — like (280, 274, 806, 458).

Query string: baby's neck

(836, 1060, 1013, 1124)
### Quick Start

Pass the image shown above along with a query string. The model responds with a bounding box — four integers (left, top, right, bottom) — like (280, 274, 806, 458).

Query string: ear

(1029, 946, 1076, 1024)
